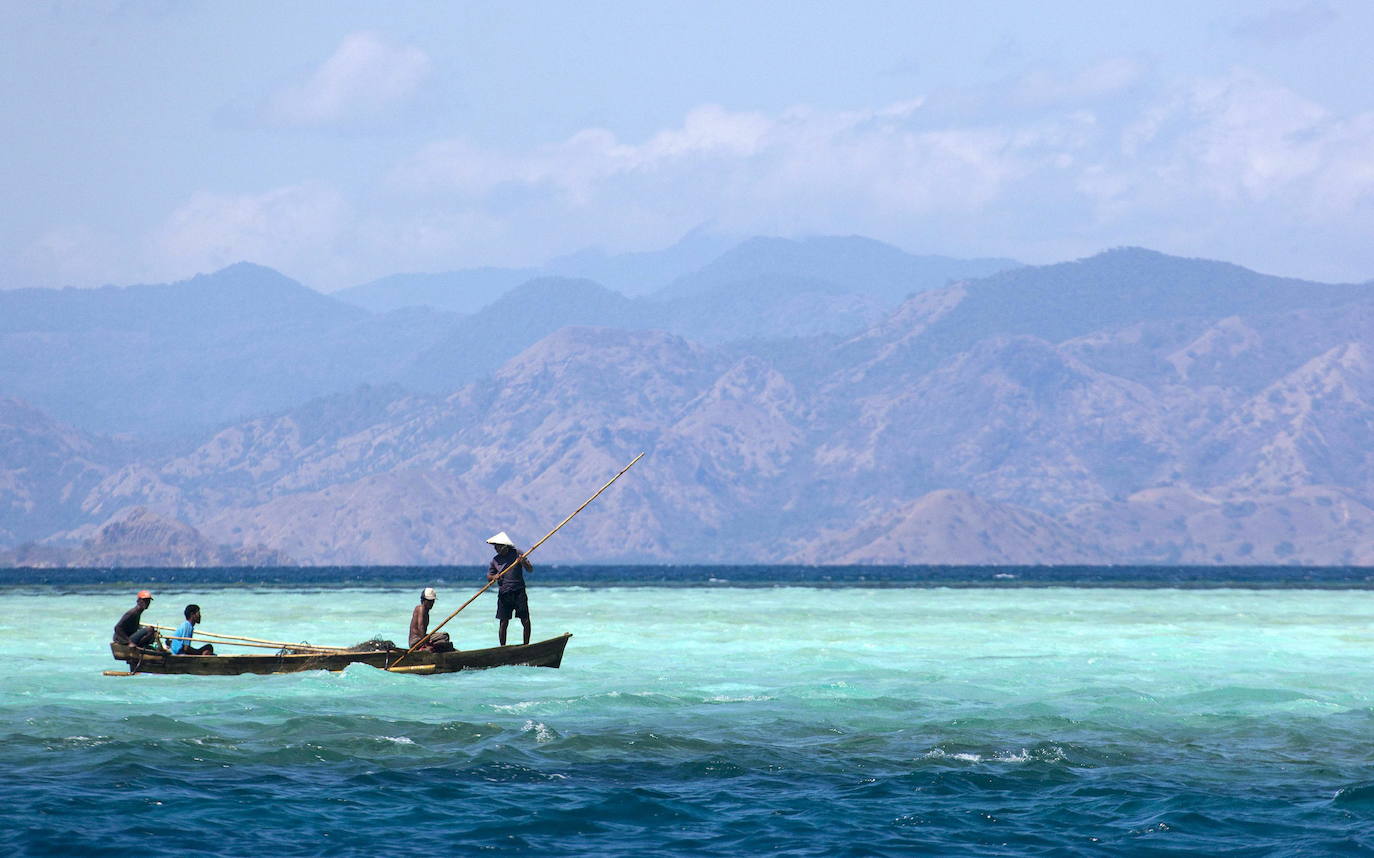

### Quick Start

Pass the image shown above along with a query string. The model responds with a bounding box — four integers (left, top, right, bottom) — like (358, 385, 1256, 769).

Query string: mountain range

(0, 236, 1017, 434)
(4, 237, 1373, 567)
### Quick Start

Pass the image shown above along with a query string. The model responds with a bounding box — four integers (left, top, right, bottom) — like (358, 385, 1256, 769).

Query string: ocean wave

(921, 745, 1068, 765)
(521, 720, 558, 743)
(1332, 783, 1374, 808)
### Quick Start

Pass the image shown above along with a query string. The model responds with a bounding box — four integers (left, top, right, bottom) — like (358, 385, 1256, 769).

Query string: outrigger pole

(390, 451, 645, 670)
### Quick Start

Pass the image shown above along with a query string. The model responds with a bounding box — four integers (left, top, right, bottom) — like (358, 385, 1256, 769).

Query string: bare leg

(520, 616, 531, 646)
(498, 619, 509, 646)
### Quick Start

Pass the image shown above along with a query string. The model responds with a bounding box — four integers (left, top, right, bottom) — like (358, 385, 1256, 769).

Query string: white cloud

(382, 93, 1107, 260)
(1083, 70, 1373, 217)
(264, 32, 431, 127)
(1068, 69, 1374, 278)
(379, 66, 1374, 281)
(390, 101, 1053, 214)
(51, 62, 1370, 292)
(146, 184, 351, 286)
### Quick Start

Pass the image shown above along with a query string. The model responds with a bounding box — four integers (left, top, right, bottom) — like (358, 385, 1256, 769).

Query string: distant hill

(332, 267, 537, 314)
(656, 274, 886, 342)
(402, 277, 641, 392)
(654, 235, 1019, 304)
(332, 229, 737, 314)
(329, 233, 1017, 318)
(0, 262, 365, 334)
(832, 246, 1374, 391)
(387, 237, 1024, 390)
(0, 264, 455, 435)
(543, 227, 739, 297)
(9, 240, 1011, 432)
(0, 397, 122, 545)
(920, 246, 1365, 344)
(0, 506, 291, 568)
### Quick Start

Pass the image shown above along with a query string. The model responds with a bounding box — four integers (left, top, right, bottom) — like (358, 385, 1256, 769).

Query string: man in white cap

(409, 587, 453, 653)
(486, 531, 532, 646)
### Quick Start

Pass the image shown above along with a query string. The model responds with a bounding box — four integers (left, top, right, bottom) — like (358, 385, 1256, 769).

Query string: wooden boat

(108, 633, 571, 676)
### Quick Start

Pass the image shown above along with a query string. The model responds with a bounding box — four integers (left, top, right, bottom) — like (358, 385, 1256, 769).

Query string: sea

(4, 565, 1374, 856)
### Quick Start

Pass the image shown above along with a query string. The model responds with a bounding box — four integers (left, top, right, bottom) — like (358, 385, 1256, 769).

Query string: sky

(3, 0, 1373, 291)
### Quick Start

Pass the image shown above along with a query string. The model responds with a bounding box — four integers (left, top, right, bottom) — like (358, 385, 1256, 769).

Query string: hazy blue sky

(4, 0, 1373, 290)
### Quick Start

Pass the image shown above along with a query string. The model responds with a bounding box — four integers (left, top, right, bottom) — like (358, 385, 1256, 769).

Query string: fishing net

(346, 637, 397, 651)
(274, 637, 397, 655)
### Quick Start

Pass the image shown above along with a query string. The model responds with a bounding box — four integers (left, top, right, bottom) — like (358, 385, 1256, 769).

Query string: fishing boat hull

(109, 633, 571, 676)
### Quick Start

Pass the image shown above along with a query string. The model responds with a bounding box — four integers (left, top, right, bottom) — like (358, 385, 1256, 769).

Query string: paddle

(390, 452, 645, 669)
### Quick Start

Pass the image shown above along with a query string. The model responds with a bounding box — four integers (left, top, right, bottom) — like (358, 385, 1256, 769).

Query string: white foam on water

(521, 720, 556, 743)
(57, 735, 113, 747)
(492, 700, 541, 713)
(922, 746, 1064, 764)
(923, 749, 983, 762)
(379, 736, 416, 745)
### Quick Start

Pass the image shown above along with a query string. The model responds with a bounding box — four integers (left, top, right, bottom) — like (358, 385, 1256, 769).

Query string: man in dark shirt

(409, 587, 454, 652)
(113, 590, 159, 648)
(486, 531, 531, 646)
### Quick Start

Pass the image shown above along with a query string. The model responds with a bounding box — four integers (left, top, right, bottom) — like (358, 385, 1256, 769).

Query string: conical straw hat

(485, 531, 515, 547)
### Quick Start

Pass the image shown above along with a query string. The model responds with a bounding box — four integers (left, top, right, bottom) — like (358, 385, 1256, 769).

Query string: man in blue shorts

(486, 531, 532, 646)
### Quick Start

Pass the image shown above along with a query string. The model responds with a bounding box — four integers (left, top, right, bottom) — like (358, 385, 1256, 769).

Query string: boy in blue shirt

(170, 604, 215, 655)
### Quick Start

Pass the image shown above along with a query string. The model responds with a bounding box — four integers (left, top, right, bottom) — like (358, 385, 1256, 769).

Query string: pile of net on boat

(278, 638, 397, 655)
(347, 637, 397, 651)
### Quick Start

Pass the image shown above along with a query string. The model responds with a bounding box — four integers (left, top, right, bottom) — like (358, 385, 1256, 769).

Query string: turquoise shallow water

(4, 582, 1374, 855)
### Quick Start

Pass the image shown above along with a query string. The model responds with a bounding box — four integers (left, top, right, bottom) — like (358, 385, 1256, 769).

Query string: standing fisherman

(486, 531, 532, 646)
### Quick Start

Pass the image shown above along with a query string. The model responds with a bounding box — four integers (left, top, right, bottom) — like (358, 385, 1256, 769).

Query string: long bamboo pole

(159, 635, 344, 652)
(152, 625, 351, 652)
(390, 452, 644, 670)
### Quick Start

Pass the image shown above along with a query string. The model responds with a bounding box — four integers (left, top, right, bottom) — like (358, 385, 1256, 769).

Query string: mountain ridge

(5, 243, 1374, 566)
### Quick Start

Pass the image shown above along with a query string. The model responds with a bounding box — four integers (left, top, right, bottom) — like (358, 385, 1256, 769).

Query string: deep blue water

(3, 567, 1374, 856)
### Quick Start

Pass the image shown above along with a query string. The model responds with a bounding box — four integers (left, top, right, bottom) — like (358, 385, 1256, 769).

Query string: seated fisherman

(409, 588, 454, 653)
(169, 604, 215, 655)
(113, 590, 160, 649)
